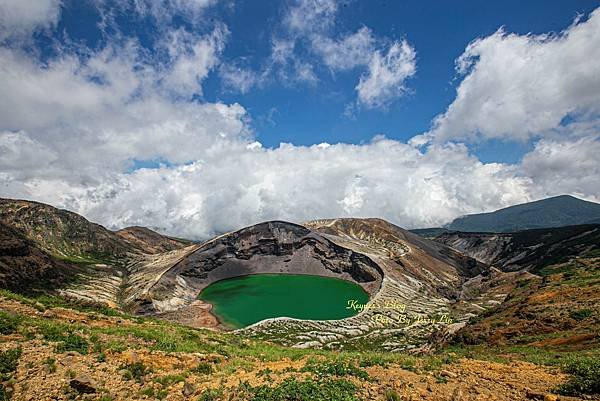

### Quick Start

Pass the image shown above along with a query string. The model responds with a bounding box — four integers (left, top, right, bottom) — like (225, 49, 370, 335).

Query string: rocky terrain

(0, 222, 78, 293)
(0, 199, 134, 263)
(452, 256, 600, 348)
(116, 227, 192, 255)
(0, 198, 191, 309)
(2, 197, 586, 352)
(435, 224, 600, 270)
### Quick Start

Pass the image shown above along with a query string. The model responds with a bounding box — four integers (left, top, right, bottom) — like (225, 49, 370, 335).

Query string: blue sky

(50, 0, 598, 161)
(212, 1, 596, 155)
(1, 0, 600, 237)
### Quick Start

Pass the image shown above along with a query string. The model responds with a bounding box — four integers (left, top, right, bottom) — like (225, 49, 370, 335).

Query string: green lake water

(198, 274, 369, 329)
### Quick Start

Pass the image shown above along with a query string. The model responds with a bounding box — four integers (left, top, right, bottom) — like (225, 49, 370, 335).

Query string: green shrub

(192, 361, 213, 374)
(385, 389, 401, 401)
(44, 357, 57, 373)
(121, 362, 151, 383)
(301, 360, 368, 380)
(251, 377, 358, 401)
(154, 374, 186, 387)
(0, 348, 21, 380)
(570, 309, 593, 321)
(197, 388, 224, 401)
(38, 321, 69, 342)
(56, 333, 89, 354)
(140, 387, 155, 397)
(557, 358, 600, 395)
(0, 385, 8, 401)
(0, 347, 21, 400)
(0, 311, 21, 335)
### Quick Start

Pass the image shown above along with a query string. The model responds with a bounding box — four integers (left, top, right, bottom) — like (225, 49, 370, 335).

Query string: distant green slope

(447, 195, 600, 233)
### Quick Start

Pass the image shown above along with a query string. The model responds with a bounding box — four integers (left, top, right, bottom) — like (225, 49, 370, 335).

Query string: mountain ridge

(446, 195, 600, 233)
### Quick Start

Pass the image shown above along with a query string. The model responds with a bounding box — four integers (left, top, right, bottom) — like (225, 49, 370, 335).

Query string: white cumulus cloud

(356, 40, 416, 108)
(0, 0, 61, 41)
(423, 8, 600, 143)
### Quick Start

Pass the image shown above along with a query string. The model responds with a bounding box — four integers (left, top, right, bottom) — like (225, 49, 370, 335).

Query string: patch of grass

(197, 388, 224, 401)
(222, 359, 255, 375)
(0, 311, 22, 335)
(557, 357, 600, 396)
(120, 362, 151, 383)
(357, 354, 392, 368)
(0, 289, 127, 319)
(191, 361, 213, 374)
(0, 289, 46, 312)
(56, 333, 89, 354)
(36, 319, 72, 342)
(251, 377, 359, 401)
(301, 359, 368, 380)
(385, 389, 401, 401)
(140, 384, 171, 399)
(443, 344, 600, 367)
(0, 386, 8, 401)
(257, 368, 273, 377)
(570, 309, 593, 322)
(0, 348, 22, 401)
(0, 348, 20, 401)
(154, 374, 186, 387)
(44, 357, 57, 373)
(0, 348, 21, 380)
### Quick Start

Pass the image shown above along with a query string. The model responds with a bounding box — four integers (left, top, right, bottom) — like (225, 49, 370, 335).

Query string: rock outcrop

(0, 222, 78, 292)
(436, 224, 600, 272)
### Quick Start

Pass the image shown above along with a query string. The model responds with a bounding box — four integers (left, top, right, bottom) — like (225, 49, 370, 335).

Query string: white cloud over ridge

(3, 137, 536, 239)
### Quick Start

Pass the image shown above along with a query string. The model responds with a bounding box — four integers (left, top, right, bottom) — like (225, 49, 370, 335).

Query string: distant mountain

(446, 195, 600, 233)
(0, 198, 134, 263)
(0, 198, 189, 262)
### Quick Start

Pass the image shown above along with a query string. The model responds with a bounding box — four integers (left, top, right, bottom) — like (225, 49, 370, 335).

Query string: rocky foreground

(0, 291, 594, 401)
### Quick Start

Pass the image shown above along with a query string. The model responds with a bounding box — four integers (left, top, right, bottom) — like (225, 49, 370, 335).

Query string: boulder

(69, 374, 96, 394)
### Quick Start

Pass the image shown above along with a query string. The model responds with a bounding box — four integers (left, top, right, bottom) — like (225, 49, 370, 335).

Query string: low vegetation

(0, 348, 21, 400)
(556, 358, 600, 396)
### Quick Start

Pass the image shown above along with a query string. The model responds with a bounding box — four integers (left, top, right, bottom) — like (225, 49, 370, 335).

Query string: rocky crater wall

(136, 221, 384, 314)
